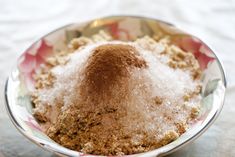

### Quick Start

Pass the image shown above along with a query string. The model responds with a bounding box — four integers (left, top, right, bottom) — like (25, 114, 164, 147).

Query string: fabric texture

(0, 0, 234, 156)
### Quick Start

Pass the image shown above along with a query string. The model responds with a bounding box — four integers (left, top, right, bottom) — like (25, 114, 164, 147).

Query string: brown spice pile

(81, 44, 147, 98)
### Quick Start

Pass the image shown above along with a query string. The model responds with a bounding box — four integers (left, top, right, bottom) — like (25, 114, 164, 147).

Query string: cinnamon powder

(81, 44, 147, 99)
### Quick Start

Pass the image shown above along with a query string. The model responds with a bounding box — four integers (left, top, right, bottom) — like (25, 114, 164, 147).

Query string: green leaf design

(201, 94, 213, 115)
(65, 30, 82, 44)
(203, 79, 220, 97)
(17, 95, 33, 113)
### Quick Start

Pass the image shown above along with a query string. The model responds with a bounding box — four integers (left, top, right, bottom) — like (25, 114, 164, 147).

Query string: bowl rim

(4, 15, 227, 157)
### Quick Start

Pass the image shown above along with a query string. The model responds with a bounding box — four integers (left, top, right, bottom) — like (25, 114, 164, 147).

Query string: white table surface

(0, 0, 235, 156)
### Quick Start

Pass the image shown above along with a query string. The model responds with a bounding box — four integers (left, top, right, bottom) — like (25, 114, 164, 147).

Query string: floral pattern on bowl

(5, 16, 226, 157)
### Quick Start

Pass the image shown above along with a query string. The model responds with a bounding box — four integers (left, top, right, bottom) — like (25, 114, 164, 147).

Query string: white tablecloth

(0, 0, 235, 156)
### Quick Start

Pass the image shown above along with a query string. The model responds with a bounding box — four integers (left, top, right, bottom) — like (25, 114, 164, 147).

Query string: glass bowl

(5, 16, 226, 157)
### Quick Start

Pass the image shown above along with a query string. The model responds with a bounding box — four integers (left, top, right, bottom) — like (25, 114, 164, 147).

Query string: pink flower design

(24, 116, 42, 132)
(107, 22, 130, 40)
(176, 37, 215, 70)
(18, 39, 53, 90)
